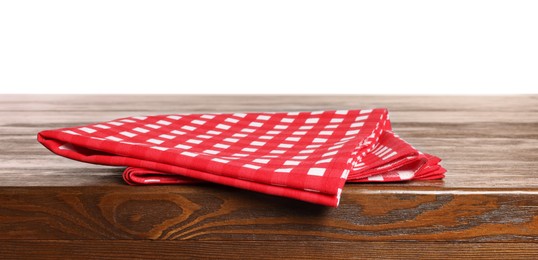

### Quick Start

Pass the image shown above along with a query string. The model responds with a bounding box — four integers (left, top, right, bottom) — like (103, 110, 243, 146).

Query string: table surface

(1, 95, 537, 259)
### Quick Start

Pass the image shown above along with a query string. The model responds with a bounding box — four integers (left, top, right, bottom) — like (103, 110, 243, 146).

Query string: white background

(0, 0, 536, 94)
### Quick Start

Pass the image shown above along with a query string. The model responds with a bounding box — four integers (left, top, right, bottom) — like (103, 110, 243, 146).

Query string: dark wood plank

(0, 185, 536, 241)
(2, 240, 538, 260)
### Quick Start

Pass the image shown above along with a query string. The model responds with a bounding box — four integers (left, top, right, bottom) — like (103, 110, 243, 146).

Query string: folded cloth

(37, 108, 445, 207)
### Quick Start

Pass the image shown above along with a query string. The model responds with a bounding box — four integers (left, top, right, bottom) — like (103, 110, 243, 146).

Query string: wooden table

(1, 95, 537, 259)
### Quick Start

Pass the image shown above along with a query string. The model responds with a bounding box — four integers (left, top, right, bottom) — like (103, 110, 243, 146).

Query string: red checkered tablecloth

(38, 108, 445, 207)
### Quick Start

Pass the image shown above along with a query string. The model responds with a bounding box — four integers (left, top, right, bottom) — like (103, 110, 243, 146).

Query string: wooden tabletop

(1, 95, 537, 259)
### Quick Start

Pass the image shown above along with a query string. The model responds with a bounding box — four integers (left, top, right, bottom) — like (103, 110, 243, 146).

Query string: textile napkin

(38, 108, 445, 207)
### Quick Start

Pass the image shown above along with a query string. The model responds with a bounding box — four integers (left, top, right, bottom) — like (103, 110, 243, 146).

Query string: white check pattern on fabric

(38, 108, 445, 207)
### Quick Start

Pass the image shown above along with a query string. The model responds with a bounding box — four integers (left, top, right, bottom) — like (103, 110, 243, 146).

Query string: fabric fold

(37, 108, 445, 207)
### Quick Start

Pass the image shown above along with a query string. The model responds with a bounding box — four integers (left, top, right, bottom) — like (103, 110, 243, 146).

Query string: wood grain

(2, 241, 538, 259)
(0, 95, 537, 258)
(0, 185, 537, 241)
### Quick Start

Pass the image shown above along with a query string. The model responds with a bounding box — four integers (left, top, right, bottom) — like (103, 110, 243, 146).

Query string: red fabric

(37, 108, 445, 207)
